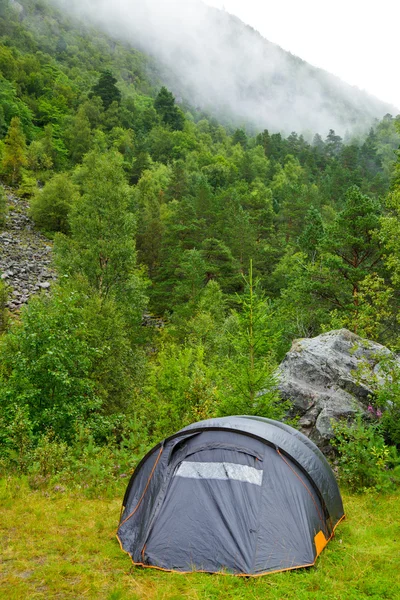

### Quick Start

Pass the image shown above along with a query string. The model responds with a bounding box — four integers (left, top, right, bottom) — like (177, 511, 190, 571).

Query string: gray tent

(117, 416, 344, 576)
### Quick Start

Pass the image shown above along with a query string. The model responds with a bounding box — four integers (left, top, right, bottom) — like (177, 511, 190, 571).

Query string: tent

(117, 416, 345, 576)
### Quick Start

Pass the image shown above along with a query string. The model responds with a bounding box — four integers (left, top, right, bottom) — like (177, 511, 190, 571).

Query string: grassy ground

(0, 477, 399, 600)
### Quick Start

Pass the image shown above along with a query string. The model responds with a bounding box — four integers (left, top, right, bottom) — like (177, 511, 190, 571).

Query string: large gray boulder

(277, 329, 396, 448)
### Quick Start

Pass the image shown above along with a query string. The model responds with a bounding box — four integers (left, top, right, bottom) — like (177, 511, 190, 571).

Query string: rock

(0, 187, 56, 310)
(277, 329, 396, 448)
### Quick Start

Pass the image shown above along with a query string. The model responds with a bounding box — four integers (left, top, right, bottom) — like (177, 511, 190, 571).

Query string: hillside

(0, 0, 399, 547)
(52, 0, 398, 135)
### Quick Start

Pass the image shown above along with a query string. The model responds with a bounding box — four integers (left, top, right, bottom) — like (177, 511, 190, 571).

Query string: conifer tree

(322, 185, 382, 305)
(201, 237, 239, 291)
(154, 87, 184, 131)
(91, 70, 121, 110)
(380, 139, 400, 284)
(298, 206, 325, 259)
(217, 261, 285, 418)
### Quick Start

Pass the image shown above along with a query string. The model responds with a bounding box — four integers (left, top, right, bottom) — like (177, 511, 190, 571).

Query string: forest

(0, 0, 400, 499)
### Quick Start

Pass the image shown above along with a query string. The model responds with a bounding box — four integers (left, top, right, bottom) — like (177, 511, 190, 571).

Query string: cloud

(50, 0, 396, 136)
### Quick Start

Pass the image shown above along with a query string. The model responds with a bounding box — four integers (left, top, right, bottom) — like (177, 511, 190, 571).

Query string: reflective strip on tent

(175, 461, 263, 486)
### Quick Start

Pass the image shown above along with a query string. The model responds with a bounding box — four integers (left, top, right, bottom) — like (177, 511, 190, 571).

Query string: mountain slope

(51, 0, 398, 135)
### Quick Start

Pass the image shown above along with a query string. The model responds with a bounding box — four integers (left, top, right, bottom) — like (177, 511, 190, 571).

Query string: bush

(331, 414, 400, 492)
(375, 364, 400, 448)
(0, 288, 101, 442)
(0, 404, 34, 474)
(0, 415, 150, 497)
(29, 173, 79, 234)
(142, 340, 218, 441)
(0, 281, 147, 443)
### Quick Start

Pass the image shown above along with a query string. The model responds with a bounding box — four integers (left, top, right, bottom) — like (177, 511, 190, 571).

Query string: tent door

(141, 446, 264, 574)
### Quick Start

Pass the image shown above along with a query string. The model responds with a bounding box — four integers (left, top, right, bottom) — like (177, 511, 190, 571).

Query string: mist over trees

(49, 0, 397, 136)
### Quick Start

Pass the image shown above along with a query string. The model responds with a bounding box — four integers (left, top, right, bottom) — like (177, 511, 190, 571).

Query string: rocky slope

(0, 189, 57, 311)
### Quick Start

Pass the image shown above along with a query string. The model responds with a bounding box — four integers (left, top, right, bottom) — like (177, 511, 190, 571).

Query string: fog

(51, 0, 395, 136)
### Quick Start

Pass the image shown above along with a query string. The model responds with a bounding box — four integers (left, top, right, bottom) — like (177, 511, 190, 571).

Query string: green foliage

(201, 237, 239, 292)
(172, 248, 207, 306)
(298, 205, 324, 258)
(91, 70, 121, 110)
(0, 183, 7, 227)
(217, 262, 287, 419)
(1, 116, 27, 186)
(0, 282, 146, 444)
(154, 86, 184, 131)
(0, 74, 33, 137)
(29, 172, 79, 233)
(0, 0, 399, 503)
(55, 149, 144, 309)
(142, 340, 218, 441)
(0, 414, 151, 496)
(0, 288, 101, 442)
(375, 359, 400, 447)
(274, 185, 387, 338)
(0, 404, 33, 473)
(331, 415, 399, 492)
(232, 128, 248, 148)
(380, 158, 400, 288)
(0, 278, 9, 334)
(348, 273, 394, 341)
(63, 106, 92, 164)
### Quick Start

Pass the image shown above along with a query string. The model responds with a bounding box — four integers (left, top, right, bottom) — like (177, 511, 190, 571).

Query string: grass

(0, 477, 399, 600)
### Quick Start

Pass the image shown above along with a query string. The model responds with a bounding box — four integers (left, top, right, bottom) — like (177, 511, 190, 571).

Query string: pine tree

(91, 70, 121, 110)
(298, 206, 325, 259)
(381, 153, 400, 286)
(312, 186, 383, 330)
(154, 87, 184, 131)
(217, 261, 286, 418)
(325, 129, 343, 158)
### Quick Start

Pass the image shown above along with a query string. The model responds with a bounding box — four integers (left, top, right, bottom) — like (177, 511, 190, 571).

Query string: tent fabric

(117, 416, 344, 576)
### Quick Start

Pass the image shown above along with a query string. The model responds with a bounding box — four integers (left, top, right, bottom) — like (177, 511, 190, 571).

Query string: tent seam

(118, 445, 164, 530)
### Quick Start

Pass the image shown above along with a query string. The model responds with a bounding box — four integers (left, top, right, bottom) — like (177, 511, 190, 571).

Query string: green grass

(0, 477, 399, 599)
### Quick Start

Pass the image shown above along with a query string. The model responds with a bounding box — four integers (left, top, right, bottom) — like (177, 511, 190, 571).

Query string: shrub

(375, 365, 400, 448)
(29, 173, 79, 233)
(0, 288, 101, 442)
(331, 414, 400, 492)
(0, 404, 34, 474)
